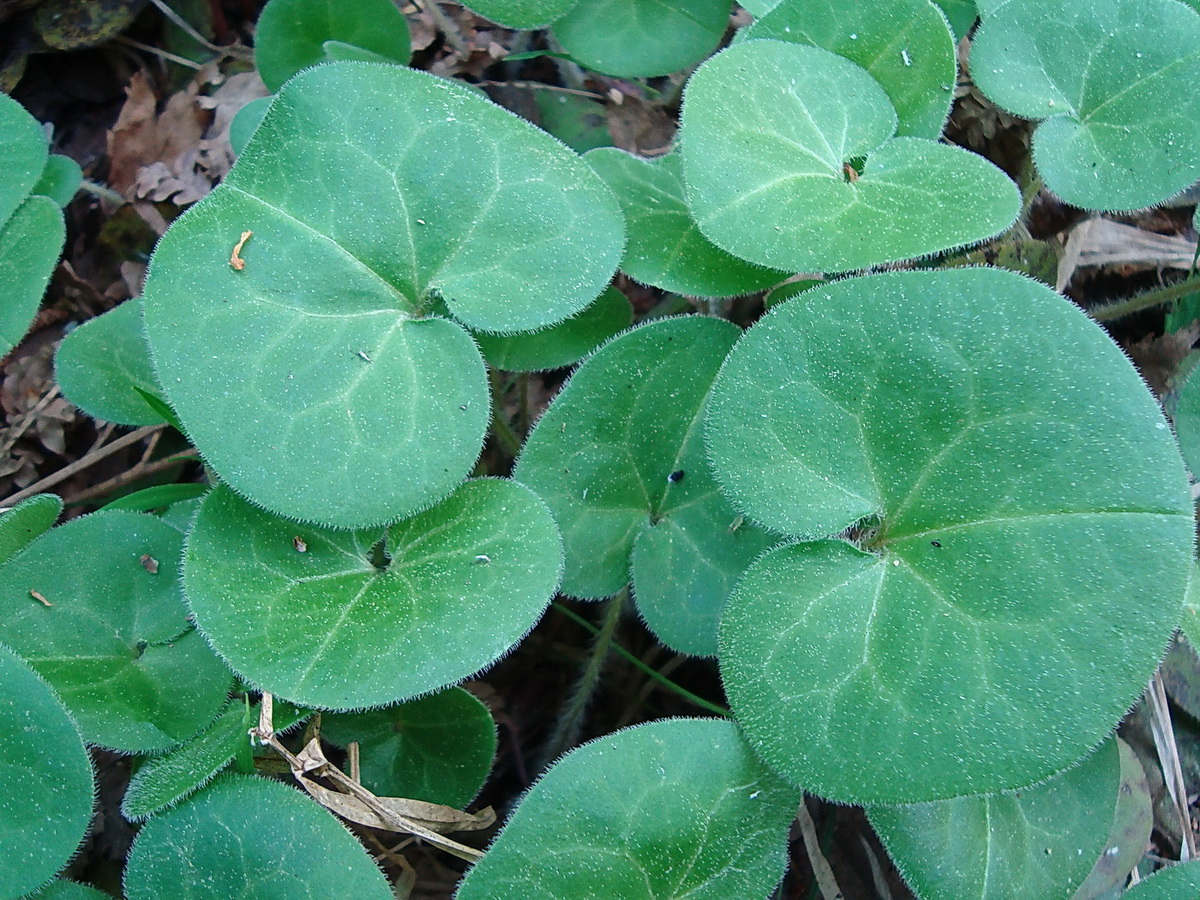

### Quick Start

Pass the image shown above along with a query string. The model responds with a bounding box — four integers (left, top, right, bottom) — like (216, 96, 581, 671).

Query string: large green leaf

(123, 774, 392, 900)
(552, 0, 730, 78)
(254, 0, 412, 93)
(710, 268, 1192, 802)
(184, 480, 561, 709)
(462, 0, 579, 29)
(869, 738, 1120, 900)
(0, 195, 65, 355)
(55, 300, 166, 426)
(0, 511, 233, 752)
(1120, 861, 1200, 899)
(680, 40, 1018, 273)
(970, 0, 1200, 211)
(0, 643, 93, 900)
(744, 0, 956, 139)
(323, 687, 496, 808)
(585, 150, 786, 298)
(0, 493, 61, 566)
(515, 316, 774, 656)
(456, 718, 799, 900)
(142, 62, 623, 529)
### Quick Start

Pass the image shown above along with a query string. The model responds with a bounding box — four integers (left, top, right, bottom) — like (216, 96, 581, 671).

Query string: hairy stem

(1088, 274, 1200, 322)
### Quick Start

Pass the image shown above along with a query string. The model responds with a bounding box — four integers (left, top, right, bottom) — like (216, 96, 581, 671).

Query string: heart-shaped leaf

(680, 39, 1019, 273)
(55, 299, 166, 426)
(124, 774, 392, 900)
(0, 643, 93, 899)
(462, 0, 579, 29)
(143, 62, 623, 529)
(0, 510, 233, 753)
(744, 0, 957, 139)
(552, 0, 731, 78)
(0, 493, 61, 566)
(456, 718, 799, 900)
(710, 268, 1192, 802)
(970, 0, 1200, 211)
(184, 480, 561, 710)
(323, 687, 496, 808)
(868, 738, 1120, 900)
(585, 149, 786, 298)
(515, 316, 774, 656)
(254, 0, 412, 92)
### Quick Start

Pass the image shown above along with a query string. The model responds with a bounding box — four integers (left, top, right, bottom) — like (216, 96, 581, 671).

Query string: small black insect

(930, 540, 942, 548)
(667, 469, 685, 483)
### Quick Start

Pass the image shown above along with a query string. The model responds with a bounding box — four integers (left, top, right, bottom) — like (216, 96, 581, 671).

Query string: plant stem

(488, 369, 523, 456)
(552, 601, 730, 717)
(1088, 274, 1200, 322)
(77, 179, 127, 206)
(797, 798, 845, 900)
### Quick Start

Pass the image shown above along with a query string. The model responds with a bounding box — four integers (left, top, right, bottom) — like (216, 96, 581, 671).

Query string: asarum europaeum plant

(5, 0, 1200, 896)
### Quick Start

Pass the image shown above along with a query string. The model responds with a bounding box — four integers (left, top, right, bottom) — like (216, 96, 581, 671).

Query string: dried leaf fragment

(229, 230, 252, 270)
(29, 589, 50, 607)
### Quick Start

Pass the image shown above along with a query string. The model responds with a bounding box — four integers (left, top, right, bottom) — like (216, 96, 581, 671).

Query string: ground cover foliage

(2, 0, 1200, 897)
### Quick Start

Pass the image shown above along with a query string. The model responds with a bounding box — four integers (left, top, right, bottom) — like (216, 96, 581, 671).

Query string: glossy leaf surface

(681, 40, 1017, 273)
(971, 0, 1200, 210)
(124, 774, 392, 900)
(143, 62, 622, 528)
(456, 718, 799, 900)
(0, 511, 232, 752)
(184, 480, 561, 709)
(711, 268, 1192, 802)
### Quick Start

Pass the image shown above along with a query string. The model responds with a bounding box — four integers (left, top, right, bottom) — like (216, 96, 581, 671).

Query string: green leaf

(31, 154, 83, 208)
(228, 95, 272, 157)
(740, 0, 780, 15)
(142, 62, 623, 529)
(55, 300, 166, 426)
(680, 40, 1018, 273)
(585, 149, 786, 298)
(123, 774, 392, 900)
(253, 0, 412, 93)
(1120, 861, 1200, 899)
(100, 483, 209, 513)
(121, 701, 251, 822)
(0, 643, 93, 900)
(744, 0, 957, 139)
(0, 493, 61, 566)
(1173, 364, 1200, 477)
(0, 195, 65, 355)
(23, 882, 113, 900)
(183, 480, 561, 709)
(456, 718, 799, 900)
(932, 0, 976, 38)
(322, 687, 496, 807)
(473, 286, 632, 372)
(0, 510, 233, 753)
(552, 0, 730, 78)
(533, 91, 612, 153)
(970, 0, 1200, 211)
(868, 738, 1120, 900)
(0, 91, 49, 227)
(1182, 562, 1200, 649)
(461, 0, 579, 29)
(515, 316, 774, 656)
(710, 268, 1193, 802)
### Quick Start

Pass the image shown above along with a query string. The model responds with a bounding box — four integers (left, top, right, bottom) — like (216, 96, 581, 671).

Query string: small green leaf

(121, 701, 251, 822)
(0, 195, 65, 355)
(515, 316, 774, 656)
(0, 511, 233, 753)
(0, 643, 93, 900)
(55, 300, 166, 426)
(1119, 861, 1200, 899)
(1173, 365, 1200, 477)
(0, 91, 49, 226)
(970, 0, 1200, 211)
(462, 0, 579, 29)
(253, 0, 412, 92)
(456, 718, 799, 900)
(533, 91, 612, 153)
(1182, 562, 1200, 649)
(711, 268, 1192, 802)
(585, 150, 787, 298)
(184, 480, 561, 709)
(123, 774, 393, 900)
(932, 0, 976, 38)
(0, 493, 61, 566)
(100, 484, 209, 514)
(745, 0, 957, 139)
(323, 687, 496, 808)
(228, 95, 272, 157)
(680, 40, 1018, 273)
(143, 62, 622, 529)
(473, 286, 632, 372)
(31, 154, 83, 208)
(552, 0, 730, 78)
(869, 738, 1120, 900)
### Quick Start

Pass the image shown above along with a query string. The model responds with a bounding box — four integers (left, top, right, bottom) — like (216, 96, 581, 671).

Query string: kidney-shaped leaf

(970, 0, 1200, 211)
(711, 268, 1193, 802)
(0, 643, 93, 900)
(184, 480, 561, 710)
(143, 62, 623, 529)
(124, 774, 392, 900)
(681, 40, 1018, 274)
(456, 717, 799, 900)
(0, 511, 233, 753)
(745, 0, 956, 139)
(868, 738, 1121, 900)
(515, 316, 774, 656)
